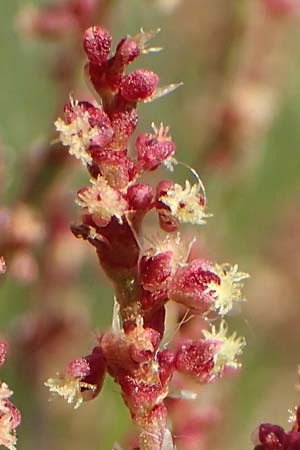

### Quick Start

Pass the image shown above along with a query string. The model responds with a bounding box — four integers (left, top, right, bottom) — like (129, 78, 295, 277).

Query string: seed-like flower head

(76, 176, 128, 227)
(202, 321, 245, 374)
(160, 180, 209, 226)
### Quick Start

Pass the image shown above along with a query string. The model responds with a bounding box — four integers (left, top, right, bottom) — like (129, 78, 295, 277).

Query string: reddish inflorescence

(46, 26, 248, 450)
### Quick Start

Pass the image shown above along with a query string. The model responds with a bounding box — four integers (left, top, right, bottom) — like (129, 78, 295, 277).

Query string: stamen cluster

(47, 26, 249, 450)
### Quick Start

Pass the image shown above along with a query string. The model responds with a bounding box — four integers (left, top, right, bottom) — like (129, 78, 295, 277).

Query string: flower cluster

(0, 341, 21, 450)
(46, 26, 248, 450)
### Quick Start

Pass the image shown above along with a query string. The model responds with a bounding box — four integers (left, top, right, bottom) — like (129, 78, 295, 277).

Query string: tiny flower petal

(206, 264, 249, 316)
(202, 321, 246, 374)
(160, 180, 210, 226)
(45, 374, 96, 409)
(55, 115, 93, 165)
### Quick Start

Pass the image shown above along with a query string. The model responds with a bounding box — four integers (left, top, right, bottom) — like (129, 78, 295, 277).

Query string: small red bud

(174, 340, 218, 383)
(126, 184, 153, 211)
(83, 26, 112, 65)
(135, 130, 175, 171)
(140, 251, 173, 292)
(168, 259, 220, 314)
(120, 69, 159, 103)
(114, 37, 140, 66)
(66, 358, 90, 379)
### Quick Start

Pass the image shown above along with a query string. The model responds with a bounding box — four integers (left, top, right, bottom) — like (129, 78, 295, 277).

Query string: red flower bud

(174, 340, 219, 383)
(116, 38, 140, 63)
(83, 26, 112, 65)
(140, 251, 174, 292)
(169, 260, 248, 316)
(66, 358, 90, 379)
(168, 259, 220, 314)
(104, 38, 141, 90)
(126, 184, 153, 212)
(113, 37, 140, 68)
(120, 69, 159, 103)
(135, 125, 175, 171)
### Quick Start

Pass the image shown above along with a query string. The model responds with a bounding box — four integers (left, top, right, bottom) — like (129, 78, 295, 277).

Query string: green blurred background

(1, 1, 300, 449)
